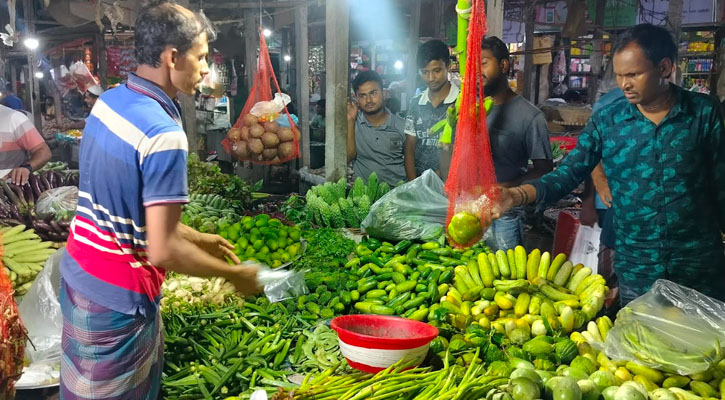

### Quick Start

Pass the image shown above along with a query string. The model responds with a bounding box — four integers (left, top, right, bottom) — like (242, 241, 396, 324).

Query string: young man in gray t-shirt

(442, 36, 553, 251)
(347, 71, 407, 186)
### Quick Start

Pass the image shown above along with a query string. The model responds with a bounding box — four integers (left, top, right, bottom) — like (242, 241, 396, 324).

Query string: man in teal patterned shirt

(490, 24, 725, 304)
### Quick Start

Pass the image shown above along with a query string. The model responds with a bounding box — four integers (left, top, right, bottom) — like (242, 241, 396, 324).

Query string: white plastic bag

(569, 223, 601, 273)
(253, 263, 308, 303)
(598, 279, 725, 375)
(35, 186, 78, 220)
(361, 169, 448, 241)
(249, 92, 291, 118)
(18, 249, 63, 364)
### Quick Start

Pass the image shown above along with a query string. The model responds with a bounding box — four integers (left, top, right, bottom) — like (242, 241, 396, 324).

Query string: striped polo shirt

(60, 73, 188, 316)
(0, 105, 45, 169)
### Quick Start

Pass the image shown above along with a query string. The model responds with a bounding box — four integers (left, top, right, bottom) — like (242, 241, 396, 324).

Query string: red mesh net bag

(444, 0, 498, 248)
(0, 237, 28, 399)
(223, 30, 300, 165)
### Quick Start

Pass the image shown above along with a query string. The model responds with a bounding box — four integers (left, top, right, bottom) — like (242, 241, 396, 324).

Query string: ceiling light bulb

(24, 38, 39, 50)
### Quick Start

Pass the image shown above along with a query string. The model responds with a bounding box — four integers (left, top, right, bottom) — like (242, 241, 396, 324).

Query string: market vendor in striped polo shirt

(59, 3, 261, 399)
(0, 104, 51, 185)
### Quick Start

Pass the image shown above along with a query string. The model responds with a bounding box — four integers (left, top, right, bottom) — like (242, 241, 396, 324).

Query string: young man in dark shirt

(404, 40, 458, 179)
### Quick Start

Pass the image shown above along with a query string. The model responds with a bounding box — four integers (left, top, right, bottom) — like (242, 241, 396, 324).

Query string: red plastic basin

(330, 315, 439, 373)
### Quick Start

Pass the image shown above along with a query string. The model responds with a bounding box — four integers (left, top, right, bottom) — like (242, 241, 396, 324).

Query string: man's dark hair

(316, 99, 325, 108)
(352, 70, 383, 93)
(134, 2, 217, 67)
(417, 40, 451, 69)
(612, 23, 677, 66)
(481, 36, 510, 63)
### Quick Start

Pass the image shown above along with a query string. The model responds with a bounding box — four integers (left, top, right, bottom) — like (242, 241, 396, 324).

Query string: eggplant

(57, 219, 72, 228)
(22, 183, 34, 204)
(9, 204, 22, 221)
(32, 219, 53, 233)
(53, 171, 64, 188)
(39, 173, 51, 192)
(0, 180, 20, 206)
(28, 174, 42, 200)
(49, 220, 63, 234)
(1, 218, 24, 226)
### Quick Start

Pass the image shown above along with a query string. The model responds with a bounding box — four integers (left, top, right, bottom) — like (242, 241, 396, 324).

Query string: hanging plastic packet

(444, 0, 498, 248)
(224, 30, 300, 165)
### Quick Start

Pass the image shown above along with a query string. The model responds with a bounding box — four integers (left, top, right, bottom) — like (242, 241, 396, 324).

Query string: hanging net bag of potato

(444, 0, 498, 248)
(224, 30, 300, 164)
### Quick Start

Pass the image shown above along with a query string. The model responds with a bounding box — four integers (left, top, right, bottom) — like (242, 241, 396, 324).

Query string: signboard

(587, 0, 637, 27)
(639, 0, 715, 24)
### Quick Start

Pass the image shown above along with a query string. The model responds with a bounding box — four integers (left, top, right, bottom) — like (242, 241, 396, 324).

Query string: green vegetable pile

(271, 350, 508, 400)
(162, 297, 301, 398)
(305, 173, 389, 228)
(187, 154, 262, 208)
(181, 193, 240, 233)
(217, 214, 303, 267)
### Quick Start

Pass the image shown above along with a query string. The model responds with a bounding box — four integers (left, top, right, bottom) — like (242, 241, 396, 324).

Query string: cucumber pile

(441, 246, 608, 335)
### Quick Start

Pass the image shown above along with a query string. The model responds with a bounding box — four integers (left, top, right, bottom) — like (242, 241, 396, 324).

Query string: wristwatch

(19, 164, 32, 173)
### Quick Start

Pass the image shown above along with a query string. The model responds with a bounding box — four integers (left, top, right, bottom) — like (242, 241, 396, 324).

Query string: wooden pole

(486, 0, 504, 39)
(522, 3, 535, 102)
(324, 0, 349, 182)
(244, 10, 258, 95)
(295, 4, 311, 168)
(405, 0, 421, 108)
(179, 93, 198, 156)
(667, 0, 684, 83)
(96, 32, 108, 90)
(588, 0, 606, 105)
(23, 0, 42, 129)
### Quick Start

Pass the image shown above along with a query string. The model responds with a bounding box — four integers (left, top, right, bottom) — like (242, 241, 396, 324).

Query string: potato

(262, 148, 278, 160)
(277, 127, 294, 142)
(240, 126, 250, 141)
(232, 141, 248, 159)
(227, 128, 242, 141)
(278, 141, 297, 159)
(250, 124, 265, 138)
(242, 113, 258, 127)
(261, 132, 280, 149)
(247, 138, 264, 154)
(263, 121, 280, 133)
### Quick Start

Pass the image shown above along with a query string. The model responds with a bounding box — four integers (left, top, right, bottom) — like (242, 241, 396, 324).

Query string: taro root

(249, 124, 265, 138)
(278, 141, 297, 159)
(261, 132, 280, 149)
(227, 128, 242, 141)
(277, 127, 294, 142)
(242, 113, 258, 127)
(240, 126, 250, 141)
(262, 148, 278, 160)
(263, 121, 280, 133)
(247, 138, 264, 154)
(232, 140, 248, 159)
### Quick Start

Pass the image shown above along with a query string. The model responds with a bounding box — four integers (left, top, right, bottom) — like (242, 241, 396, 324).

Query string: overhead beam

(202, 0, 312, 9)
